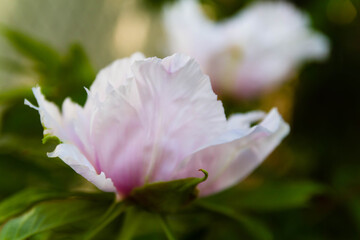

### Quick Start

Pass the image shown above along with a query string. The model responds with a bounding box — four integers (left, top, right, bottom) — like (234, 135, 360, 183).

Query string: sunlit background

(0, 0, 359, 239)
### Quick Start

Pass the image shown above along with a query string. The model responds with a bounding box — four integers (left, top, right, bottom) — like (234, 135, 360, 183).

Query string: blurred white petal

(164, 1, 330, 99)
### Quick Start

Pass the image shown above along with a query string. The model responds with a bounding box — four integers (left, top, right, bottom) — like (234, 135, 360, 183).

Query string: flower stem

(158, 214, 176, 240)
(84, 199, 128, 240)
(116, 206, 141, 240)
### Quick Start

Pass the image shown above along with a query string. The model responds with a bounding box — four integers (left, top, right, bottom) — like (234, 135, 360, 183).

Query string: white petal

(26, 88, 108, 189)
(180, 108, 289, 196)
(60, 97, 97, 164)
(90, 52, 145, 102)
(227, 111, 266, 130)
(48, 143, 117, 193)
(24, 87, 62, 138)
(129, 54, 227, 182)
(86, 54, 228, 194)
(62, 97, 81, 121)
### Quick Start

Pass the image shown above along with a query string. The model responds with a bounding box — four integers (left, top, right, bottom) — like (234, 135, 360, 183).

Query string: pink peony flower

(25, 53, 289, 199)
(164, 1, 329, 99)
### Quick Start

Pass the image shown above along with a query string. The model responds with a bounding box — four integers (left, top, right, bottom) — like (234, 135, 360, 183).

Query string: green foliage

(129, 169, 208, 213)
(0, 135, 81, 198)
(196, 201, 273, 240)
(235, 181, 325, 211)
(200, 0, 255, 21)
(0, 198, 107, 240)
(0, 188, 72, 224)
(138, 0, 254, 20)
(0, 87, 33, 103)
(349, 198, 360, 234)
(116, 206, 143, 240)
(0, 27, 95, 106)
(57, 43, 95, 105)
(83, 201, 127, 240)
(199, 180, 324, 212)
(0, 154, 56, 197)
(139, 0, 179, 12)
(42, 134, 61, 145)
(1, 26, 61, 71)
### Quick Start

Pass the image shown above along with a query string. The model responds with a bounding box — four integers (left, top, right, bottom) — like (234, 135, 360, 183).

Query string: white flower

(164, 1, 329, 98)
(26, 53, 289, 198)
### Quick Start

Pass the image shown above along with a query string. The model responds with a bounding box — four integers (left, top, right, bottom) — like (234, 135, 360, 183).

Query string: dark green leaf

(117, 206, 143, 240)
(0, 154, 60, 197)
(0, 198, 107, 240)
(0, 87, 32, 103)
(129, 169, 208, 213)
(62, 43, 95, 86)
(204, 180, 325, 211)
(0, 188, 71, 224)
(42, 134, 61, 145)
(348, 198, 360, 234)
(157, 214, 176, 240)
(83, 201, 127, 240)
(1, 28, 95, 105)
(28, 231, 51, 240)
(58, 43, 95, 105)
(0, 58, 31, 75)
(0, 27, 60, 69)
(236, 181, 325, 210)
(197, 201, 272, 240)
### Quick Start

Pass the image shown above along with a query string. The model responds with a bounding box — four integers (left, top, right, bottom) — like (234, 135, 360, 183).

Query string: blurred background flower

(0, 0, 359, 239)
(164, 0, 329, 100)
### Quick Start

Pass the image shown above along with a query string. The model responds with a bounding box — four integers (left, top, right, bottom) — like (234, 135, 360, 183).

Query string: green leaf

(28, 231, 51, 240)
(1, 28, 95, 105)
(61, 43, 95, 86)
(157, 214, 177, 240)
(237, 181, 325, 211)
(0, 188, 71, 224)
(204, 180, 325, 211)
(348, 198, 360, 234)
(0, 198, 107, 240)
(0, 87, 32, 103)
(0, 58, 31, 75)
(42, 134, 61, 145)
(0, 27, 60, 69)
(58, 43, 95, 105)
(0, 27, 62, 90)
(117, 206, 143, 240)
(235, 215, 272, 240)
(83, 201, 127, 240)
(129, 169, 208, 213)
(197, 201, 272, 240)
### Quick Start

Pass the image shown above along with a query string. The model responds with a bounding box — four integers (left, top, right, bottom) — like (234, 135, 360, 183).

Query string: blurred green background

(0, 0, 359, 239)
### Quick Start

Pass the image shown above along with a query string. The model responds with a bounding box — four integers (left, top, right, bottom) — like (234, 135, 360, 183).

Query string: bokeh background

(0, 0, 359, 239)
